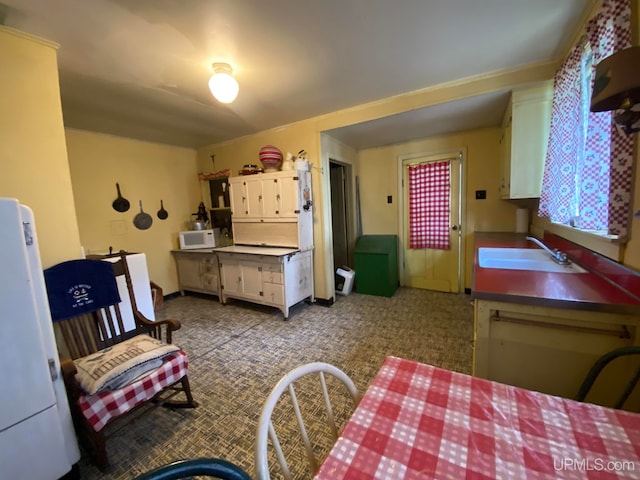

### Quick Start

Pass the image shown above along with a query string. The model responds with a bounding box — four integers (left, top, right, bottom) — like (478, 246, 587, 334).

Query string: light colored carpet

(75, 287, 473, 479)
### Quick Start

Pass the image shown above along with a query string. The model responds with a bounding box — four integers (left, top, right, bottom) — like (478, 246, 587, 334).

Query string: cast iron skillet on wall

(134, 200, 153, 230)
(112, 183, 130, 212)
(157, 200, 168, 220)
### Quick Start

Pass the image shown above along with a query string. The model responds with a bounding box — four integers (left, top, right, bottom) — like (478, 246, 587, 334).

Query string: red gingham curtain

(408, 160, 450, 250)
(586, 0, 633, 237)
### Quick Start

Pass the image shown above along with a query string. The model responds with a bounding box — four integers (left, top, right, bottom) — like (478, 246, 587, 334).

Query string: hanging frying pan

(112, 183, 130, 212)
(157, 200, 168, 220)
(133, 200, 153, 230)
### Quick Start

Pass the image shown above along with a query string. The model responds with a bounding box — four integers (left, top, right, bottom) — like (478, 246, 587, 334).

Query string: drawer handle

(492, 313, 631, 339)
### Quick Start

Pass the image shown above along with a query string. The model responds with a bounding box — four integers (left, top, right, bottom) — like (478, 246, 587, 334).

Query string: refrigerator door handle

(22, 221, 33, 245)
(48, 358, 58, 381)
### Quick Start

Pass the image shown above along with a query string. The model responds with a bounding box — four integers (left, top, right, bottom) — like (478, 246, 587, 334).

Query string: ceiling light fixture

(208, 62, 239, 104)
(591, 46, 640, 134)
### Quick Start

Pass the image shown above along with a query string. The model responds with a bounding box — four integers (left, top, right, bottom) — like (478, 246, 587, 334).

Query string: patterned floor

(75, 287, 474, 479)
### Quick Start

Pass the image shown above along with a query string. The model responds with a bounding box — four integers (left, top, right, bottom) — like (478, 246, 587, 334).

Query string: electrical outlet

(475, 190, 487, 200)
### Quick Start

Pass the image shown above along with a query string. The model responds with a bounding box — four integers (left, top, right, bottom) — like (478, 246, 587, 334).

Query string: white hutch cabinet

(217, 170, 314, 319)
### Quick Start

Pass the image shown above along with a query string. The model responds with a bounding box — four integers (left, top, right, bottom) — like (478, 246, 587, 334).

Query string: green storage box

(354, 235, 399, 297)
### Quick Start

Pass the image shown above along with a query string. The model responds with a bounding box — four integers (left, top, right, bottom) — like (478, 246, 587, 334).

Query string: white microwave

(179, 229, 221, 250)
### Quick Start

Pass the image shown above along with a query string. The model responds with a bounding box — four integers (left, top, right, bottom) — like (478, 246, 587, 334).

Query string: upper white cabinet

(229, 170, 311, 220)
(499, 80, 553, 199)
(229, 170, 313, 250)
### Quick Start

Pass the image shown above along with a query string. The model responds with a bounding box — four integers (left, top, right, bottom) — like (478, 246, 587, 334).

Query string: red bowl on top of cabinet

(259, 145, 283, 172)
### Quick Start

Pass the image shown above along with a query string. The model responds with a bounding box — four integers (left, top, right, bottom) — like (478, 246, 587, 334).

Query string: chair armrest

(60, 357, 77, 378)
(60, 357, 82, 403)
(133, 309, 181, 344)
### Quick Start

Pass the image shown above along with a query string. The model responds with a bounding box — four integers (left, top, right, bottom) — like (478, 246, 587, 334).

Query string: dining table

(314, 356, 640, 479)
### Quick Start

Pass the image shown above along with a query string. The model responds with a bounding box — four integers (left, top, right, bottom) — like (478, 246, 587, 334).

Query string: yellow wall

(0, 26, 82, 268)
(66, 129, 199, 293)
(357, 127, 515, 289)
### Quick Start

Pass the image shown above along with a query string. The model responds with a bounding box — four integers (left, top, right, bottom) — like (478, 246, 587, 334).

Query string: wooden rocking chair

(44, 252, 197, 469)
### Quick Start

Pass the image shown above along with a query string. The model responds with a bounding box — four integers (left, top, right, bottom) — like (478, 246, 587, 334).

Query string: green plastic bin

(354, 235, 399, 297)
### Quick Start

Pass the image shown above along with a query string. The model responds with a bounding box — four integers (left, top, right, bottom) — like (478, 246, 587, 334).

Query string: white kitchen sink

(478, 247, 587, 273)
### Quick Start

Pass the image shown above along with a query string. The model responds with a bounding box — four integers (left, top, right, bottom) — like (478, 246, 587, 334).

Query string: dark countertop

(471, 232, 640, 314)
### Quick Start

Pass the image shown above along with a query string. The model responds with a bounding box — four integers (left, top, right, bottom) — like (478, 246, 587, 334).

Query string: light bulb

(208, 63, 239, 103)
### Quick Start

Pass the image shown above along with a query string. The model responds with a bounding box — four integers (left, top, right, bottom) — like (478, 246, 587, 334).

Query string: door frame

(396, 148, 466, 293)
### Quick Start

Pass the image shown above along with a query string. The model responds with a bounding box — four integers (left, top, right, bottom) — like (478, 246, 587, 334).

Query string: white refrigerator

(0, 198, 80, 479)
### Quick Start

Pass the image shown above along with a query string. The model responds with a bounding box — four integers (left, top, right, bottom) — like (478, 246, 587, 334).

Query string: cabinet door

(261, 177, 280, 217)
(220, 260, 242, 295)
(240, 262, 263, 299)
(277, 174, 301, 217)
(263, 282, 284, 305)
(220, 258, 262, 299)
(202, 273, 218, 292)
(229, 180, 247, 218)
(261, 173, 302, 219)
(201, 257, 219, 293)
(510, 97, 551, 198)
(500, 116, 512, 198)
(501, 81, 552, 199)
(245, 176, 263, 219)
(176, 255, 203, 290)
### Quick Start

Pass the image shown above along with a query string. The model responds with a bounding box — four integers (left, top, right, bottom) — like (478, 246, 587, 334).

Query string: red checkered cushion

(78, 350, 188, 432)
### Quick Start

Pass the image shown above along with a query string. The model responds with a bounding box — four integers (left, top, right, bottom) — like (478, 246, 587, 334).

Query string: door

(401, 153, 462, 293)
(176, 254, 203, 291)
(0, 200, 56, 430)
(330, 161, 351, 270)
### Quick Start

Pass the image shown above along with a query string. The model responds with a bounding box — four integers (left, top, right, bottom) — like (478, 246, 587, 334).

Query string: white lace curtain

(539, 0, 633, 237)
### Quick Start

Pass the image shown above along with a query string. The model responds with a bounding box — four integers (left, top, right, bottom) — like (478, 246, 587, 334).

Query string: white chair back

(255, 362, 361, 480)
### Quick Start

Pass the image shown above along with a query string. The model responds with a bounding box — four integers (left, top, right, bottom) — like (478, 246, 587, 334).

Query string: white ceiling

(3, 0, 590, 150)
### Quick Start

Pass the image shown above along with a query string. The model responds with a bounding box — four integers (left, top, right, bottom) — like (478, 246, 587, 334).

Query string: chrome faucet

(525, 236, 570, 265)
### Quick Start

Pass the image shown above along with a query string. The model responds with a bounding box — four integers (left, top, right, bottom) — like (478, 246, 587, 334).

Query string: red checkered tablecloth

(78, 351, 188, 432)
(315, 356, 640, 480)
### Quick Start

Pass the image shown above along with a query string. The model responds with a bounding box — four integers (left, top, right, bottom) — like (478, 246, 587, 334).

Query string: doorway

(399, 152, 463, 293)
(329, 160, 353, 272)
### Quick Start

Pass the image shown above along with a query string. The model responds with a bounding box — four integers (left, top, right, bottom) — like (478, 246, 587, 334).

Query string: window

(538, 0, 633, 239)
